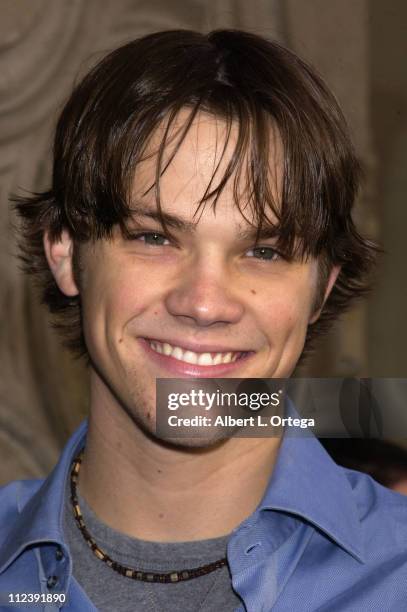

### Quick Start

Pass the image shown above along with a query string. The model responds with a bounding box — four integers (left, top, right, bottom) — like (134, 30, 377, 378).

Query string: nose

(164, 259, 244, 328)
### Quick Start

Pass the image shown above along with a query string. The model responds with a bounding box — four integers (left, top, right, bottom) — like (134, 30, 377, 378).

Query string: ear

(43, 229, 79, 297)
(309, 265, 341, 324)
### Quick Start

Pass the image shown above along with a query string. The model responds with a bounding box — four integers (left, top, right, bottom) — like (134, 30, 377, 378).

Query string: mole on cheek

(250, 289, 257, 295)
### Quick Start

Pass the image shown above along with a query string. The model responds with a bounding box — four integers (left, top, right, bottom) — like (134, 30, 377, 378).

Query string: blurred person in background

(322, 438, 407, 495)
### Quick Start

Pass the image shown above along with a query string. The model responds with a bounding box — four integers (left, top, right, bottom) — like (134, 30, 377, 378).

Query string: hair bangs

(123, 93, 289, 255)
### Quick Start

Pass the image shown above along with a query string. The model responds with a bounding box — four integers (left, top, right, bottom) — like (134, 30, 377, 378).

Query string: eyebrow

(131, 206, 196, 232)
(130, 205, 280, 241)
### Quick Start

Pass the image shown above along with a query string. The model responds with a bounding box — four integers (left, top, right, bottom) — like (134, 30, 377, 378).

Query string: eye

(246, 246, 281, 261)
(130, 232, 170, 246)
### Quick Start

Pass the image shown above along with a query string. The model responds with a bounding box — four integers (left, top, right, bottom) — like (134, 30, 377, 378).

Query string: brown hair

(14, 29, 379, 357)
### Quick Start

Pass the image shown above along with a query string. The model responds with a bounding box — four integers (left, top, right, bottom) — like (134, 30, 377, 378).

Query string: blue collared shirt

(1, 419, 407, 611)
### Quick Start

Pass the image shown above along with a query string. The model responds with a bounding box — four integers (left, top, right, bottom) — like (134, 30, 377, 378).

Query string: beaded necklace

(70, 452, 228, 583)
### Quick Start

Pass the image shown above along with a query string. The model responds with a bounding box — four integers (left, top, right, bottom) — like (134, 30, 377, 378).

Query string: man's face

(49, 111, 335, 438)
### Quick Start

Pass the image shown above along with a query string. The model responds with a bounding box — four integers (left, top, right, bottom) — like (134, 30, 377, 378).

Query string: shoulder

(0, 479, 42, 539)
(0, 478, 43, 509)
(342, 466, 407, 551)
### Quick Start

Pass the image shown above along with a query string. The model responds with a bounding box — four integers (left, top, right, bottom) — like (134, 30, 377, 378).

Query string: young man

(1, 29, 406, 611)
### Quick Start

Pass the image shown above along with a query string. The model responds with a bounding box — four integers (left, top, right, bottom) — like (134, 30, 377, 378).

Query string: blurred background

(1, 0, 406, 483)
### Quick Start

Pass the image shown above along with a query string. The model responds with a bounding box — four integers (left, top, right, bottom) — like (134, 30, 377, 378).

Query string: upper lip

(143, 337, 253, 354)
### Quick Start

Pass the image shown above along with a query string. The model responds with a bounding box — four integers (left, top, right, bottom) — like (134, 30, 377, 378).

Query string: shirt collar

(256, 400, 365, 563)
(0, 402, 365, 574)
(0, 420, 87, 575)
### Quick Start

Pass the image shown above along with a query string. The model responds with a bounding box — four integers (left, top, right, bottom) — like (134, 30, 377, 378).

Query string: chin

(154, 433, 230, 451)
(139, 413, 233, 450)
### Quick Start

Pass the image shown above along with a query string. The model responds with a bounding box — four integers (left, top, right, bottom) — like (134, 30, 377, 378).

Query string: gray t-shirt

(63, 479, 242, 612)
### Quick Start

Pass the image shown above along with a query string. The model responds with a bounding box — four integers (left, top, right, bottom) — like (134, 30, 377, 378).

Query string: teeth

(172, 347, 183, 360)
(148, 340, 242, 366)
(163, 343, 173, 356)
(197, 353, 213, 366)
(183, 351, 199, 365)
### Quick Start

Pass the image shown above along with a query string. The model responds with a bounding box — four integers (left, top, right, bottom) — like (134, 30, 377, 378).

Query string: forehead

(131, 108, 284, 226)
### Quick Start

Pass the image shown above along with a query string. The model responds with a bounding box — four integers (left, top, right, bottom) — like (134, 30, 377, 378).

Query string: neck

(78, 377, 281, 542)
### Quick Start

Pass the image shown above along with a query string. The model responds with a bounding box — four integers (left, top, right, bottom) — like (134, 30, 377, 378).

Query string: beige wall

(368, 0, 407, 377)
(1, 0, 405, 482)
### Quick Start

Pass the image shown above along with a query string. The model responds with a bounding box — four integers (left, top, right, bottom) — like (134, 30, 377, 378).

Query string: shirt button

(47, 575, 59, 589)
(245, 541, 262, 555)
(55, 548, 64, 561)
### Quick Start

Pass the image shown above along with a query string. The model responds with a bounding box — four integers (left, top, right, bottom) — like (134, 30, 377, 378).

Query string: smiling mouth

(145, 339, 248, 367)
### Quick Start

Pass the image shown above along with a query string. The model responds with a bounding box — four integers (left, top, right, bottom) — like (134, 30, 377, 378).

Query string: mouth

(140, 337, 254, 376)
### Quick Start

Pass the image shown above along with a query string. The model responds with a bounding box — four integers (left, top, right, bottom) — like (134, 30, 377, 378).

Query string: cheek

(80, 262, 152, 343)
(257, 287, 312, 337)
(270, 306, 306, 342)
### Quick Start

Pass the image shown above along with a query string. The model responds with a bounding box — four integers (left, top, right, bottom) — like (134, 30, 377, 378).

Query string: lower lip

(139, 338, 255, 377)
